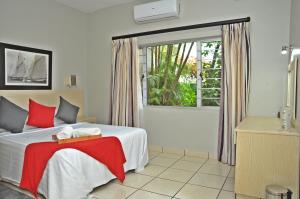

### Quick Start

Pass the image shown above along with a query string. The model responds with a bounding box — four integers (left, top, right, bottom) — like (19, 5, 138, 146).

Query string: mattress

(0, 123, 148, 199)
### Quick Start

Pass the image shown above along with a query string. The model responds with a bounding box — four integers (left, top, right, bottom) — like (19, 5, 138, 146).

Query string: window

(140, 38, 222, 107)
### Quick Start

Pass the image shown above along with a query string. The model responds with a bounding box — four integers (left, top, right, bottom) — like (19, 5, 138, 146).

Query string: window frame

(140, 37, 222, 109)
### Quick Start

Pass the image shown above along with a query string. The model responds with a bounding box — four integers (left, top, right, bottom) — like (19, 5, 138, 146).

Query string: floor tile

(149, 151, 161, 156)
(171, 160, 202, 172)
(205, 159, 223, 165)
(175, 184, 220, 199)
(181, 156, 207, 163)
(149, 152, 161, 159)
(116, 173, 153, 188)
(199, 163, 230, 176)
(188, 173, 226, 189)
(149, 154, 157, 160)
(236, 194, 260, 199)
(150, 157, 178, 167)
(91, 183, 136, 199)
(137, 164, 167, 177)
(142, 178, 184, 197)
(159, 168, 194, 183)
(223, 178, 234, 192)
(127, 190, 171, 199)
(218, 191, 235, 199)
(158, 153, 183, 159)
(228, 168, 235, 178)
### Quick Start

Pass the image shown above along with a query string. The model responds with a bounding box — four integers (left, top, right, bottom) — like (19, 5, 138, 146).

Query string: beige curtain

(218, 22, 251, 165)
(110, 38, 141, 127)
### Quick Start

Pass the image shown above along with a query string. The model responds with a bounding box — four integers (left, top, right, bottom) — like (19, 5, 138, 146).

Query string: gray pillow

(0, 96, 28, 133)
(56, 97, 79, 124)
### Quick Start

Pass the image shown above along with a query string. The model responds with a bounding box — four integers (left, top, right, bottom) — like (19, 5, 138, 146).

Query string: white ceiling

(55, 0, 138, 13)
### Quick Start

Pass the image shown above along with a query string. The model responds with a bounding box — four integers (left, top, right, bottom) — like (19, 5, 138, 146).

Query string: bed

(0, 90, 148, 199)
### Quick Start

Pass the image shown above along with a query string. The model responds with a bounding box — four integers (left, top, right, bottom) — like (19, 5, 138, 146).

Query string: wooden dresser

(235, 117, 300, 198)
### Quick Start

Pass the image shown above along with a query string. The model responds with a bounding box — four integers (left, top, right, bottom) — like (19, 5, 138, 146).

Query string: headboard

(0, 90, 85, 118)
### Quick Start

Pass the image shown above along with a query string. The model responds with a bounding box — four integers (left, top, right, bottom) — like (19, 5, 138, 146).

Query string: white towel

(56, 126, 101, 140)
(56, 126, 73, 139)
(72, 128, 101, 138)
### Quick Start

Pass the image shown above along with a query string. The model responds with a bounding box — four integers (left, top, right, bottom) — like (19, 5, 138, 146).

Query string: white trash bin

(266, 184, 292, 199)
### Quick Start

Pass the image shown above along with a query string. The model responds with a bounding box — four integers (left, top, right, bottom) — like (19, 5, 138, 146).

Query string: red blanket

(19, 137, 126, 198)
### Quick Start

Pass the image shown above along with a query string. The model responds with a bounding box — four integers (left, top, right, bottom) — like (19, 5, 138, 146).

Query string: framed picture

(0, 42, 52, 90)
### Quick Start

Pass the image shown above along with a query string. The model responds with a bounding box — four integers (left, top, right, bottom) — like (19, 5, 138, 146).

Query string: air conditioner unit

(134, 0, 180, 23)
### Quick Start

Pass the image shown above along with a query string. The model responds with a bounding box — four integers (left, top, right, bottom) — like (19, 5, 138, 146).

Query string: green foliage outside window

(144, 40, 222, 107)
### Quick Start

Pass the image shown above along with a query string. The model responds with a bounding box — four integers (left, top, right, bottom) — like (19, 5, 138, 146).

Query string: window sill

(143, 105, 220, 111)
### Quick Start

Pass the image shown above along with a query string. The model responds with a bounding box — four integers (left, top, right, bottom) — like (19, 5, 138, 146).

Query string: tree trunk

(175, 42, 195, 83)
(168, 42, 195, 92)
(211, 43, 221, 69)
(150, 47, 154, 75)
(162, 44, 173, 104)
(179, 43, 186, 68)
(173, 43, 182, 73)
(154, 46, 161, 75)
(159, 46, 163, 68)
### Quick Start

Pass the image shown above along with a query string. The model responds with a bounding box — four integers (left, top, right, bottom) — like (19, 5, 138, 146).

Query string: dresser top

(235, 117, 300, 136)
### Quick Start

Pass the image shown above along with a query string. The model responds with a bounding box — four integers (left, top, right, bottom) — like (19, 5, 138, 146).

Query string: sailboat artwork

(0, 43, 52, 90)
(5, 49, 48, 85)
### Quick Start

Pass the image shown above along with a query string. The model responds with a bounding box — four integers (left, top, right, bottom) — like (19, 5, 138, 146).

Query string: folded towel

(72, 128, 101, 138)
(56, 126, 102, 140)
(56, 126, 73, 139)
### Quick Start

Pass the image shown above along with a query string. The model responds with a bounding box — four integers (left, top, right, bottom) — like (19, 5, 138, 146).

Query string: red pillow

(27, 99, 56, 128)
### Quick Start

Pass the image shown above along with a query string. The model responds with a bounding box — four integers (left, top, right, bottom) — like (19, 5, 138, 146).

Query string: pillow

(56, 97, 79, 124)
(27, 99, 56, 128)
(24, 117, 65, 131)
(0, 96, 28, 133)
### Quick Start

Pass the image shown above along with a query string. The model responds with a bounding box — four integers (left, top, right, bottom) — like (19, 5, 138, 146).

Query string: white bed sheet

(0, 123, 148, 199)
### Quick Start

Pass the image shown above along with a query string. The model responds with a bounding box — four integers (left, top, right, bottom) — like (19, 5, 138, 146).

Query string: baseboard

(148, 145, 211, 159)
(185, 149, 209, 159)
(148, 145, 163, 153)
(208, 152, 218, 160)
(163, 147, 185, 155)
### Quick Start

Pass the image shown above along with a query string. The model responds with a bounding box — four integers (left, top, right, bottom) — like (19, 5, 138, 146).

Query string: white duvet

(0, 123, 149, 199)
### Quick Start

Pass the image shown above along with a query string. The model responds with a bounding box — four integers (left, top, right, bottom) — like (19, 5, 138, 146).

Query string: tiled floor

(0, 151, 258, 199)
(89, 151, 257, 199)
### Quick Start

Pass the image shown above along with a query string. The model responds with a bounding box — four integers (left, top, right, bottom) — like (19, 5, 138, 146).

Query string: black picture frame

(0, 42, 52, 90)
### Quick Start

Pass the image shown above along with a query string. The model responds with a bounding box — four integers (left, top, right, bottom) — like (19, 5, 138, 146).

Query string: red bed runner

(19, 136, 126, 198)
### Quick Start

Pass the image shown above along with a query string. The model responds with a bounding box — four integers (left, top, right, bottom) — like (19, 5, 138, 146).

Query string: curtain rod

(112, 17, 250, 40)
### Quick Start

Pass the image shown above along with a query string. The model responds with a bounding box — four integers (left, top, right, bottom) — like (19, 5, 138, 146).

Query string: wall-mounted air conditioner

(134, 0, 180, 23)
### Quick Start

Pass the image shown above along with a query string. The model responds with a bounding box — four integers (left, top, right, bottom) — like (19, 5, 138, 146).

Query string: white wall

(290, 0, 300, 47)
(0, 0, 88, 90)
(87, 0, 291, 155)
